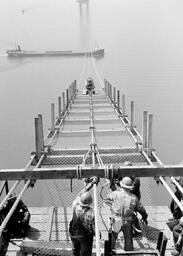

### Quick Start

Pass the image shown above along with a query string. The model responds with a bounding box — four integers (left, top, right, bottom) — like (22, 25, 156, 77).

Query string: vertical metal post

(156, 231, 163, 251)
(62, 92, 65, 111)
(113, 87, 116, 104)
(51, 103, 55, 134)
(38, 114, 44, 145)
(109, 84, 112, 100)
(122, 94, 126, 118)
(66, 89, 69, 108)
(74, 79, 77, 93)
(148, 114, 153, 158)
(110, 84, 112, 101)
(108, 84, 111, 100)
(143, 111, 148, 151)
(58, 96, 62, 120)
(69, 85, 72, 102)
(104, 79, 107, 94)
(160, 237, 167, 256)
(117, 90, 120, 109)
(35, 116, 44, 159)
(5, 181, 9, 195)
(130, 101, 134, 131)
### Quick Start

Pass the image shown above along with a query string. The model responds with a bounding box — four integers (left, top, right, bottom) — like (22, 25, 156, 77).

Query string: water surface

(0, 0, 183, 206)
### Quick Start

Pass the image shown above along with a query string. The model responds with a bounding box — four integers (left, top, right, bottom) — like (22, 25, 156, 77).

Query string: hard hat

(179, 217, 183, 226)
(124, 161, 132, 166)
(120, 177, 133, 190)
(79, 192, 93, 207)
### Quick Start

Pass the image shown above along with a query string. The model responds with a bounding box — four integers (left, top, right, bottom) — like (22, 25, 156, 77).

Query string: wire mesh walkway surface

(5, 206, 173, 256)
(1, 80, 180, 256)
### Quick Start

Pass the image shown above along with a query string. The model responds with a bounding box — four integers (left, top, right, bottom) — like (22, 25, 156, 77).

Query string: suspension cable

(89, 91, 101, 256)
(78, 53, 89, 88)
(91, 56, 105, 89)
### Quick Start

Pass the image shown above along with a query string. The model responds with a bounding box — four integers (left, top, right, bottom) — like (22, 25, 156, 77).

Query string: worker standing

(69, 177, 98, 256)
(171, 217, 183, 256)
(106, 176, 148, 252)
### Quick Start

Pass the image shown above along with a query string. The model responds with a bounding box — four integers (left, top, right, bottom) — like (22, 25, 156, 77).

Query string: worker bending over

(0, 193, 30, 238)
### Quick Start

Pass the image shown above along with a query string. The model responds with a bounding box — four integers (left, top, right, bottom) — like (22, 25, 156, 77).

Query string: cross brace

(0, 165, 183, 180)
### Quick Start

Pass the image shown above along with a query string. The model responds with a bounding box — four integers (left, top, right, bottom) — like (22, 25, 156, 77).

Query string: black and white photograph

(0, 0, 183, 255)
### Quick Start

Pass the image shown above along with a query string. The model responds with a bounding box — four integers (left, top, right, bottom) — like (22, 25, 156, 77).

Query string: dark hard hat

(79, 192, 93, 207)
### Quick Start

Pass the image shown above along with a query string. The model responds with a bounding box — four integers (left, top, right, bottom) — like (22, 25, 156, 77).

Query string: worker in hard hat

(69, 177, 99, 256)
(171, 217, 183, 256)
(109, 161, 142, 237)
(170, 177, 183, 222)
(0, 193, 30, 238)
(110, 161, 141, 200)
(106, 176, 148, 252)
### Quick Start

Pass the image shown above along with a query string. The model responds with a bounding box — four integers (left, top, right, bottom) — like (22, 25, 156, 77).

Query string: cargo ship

(6, 45, 104, 57)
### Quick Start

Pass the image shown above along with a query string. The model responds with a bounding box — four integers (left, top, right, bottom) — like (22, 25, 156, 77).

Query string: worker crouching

(106, 176, 148, 252)
(0, 193, 30, 238)
(69, 177, 98, 256)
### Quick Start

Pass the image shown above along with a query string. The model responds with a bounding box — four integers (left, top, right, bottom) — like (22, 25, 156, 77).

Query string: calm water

(0, 0, 183, 206)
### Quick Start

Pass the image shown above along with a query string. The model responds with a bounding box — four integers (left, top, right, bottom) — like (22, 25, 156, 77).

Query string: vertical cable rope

(89, 91, 101, 256)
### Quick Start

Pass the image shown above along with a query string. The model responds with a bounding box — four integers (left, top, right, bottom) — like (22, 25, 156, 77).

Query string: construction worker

(0, 193, 30, 238)
(106, 176, 148, 252)
(110, 161, 141, 200)
(109, 161, 142, 236)
(171, 217, 183, 256)
(69, 177, 98, 256)
(170, 177, 183, 221)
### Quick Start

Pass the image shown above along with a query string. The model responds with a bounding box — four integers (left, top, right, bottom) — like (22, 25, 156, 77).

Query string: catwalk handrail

(1, 165, 183, 180)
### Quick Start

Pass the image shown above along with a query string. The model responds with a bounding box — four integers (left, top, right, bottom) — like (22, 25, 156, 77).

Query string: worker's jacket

(106, 188, 147, 232)
(69, 196, 95, 238)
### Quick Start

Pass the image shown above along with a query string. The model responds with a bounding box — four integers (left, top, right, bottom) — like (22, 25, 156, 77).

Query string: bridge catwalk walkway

(0, 79, 182, 256)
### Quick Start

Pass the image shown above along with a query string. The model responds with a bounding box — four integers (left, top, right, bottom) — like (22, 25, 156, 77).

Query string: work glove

(99, 231, 102, 240)
(84, 177, 99, 192)
(175, 241, 182, 251)
(91, 177, 100, 185)
(141, 217, 148, 225)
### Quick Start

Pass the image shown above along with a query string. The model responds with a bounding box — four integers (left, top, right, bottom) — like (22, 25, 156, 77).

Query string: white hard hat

(120, 177, 133, 190)
(124, 161, 132, 166)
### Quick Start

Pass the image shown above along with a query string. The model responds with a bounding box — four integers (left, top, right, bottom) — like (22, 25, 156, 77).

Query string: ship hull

(6, 48, 104, 57)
